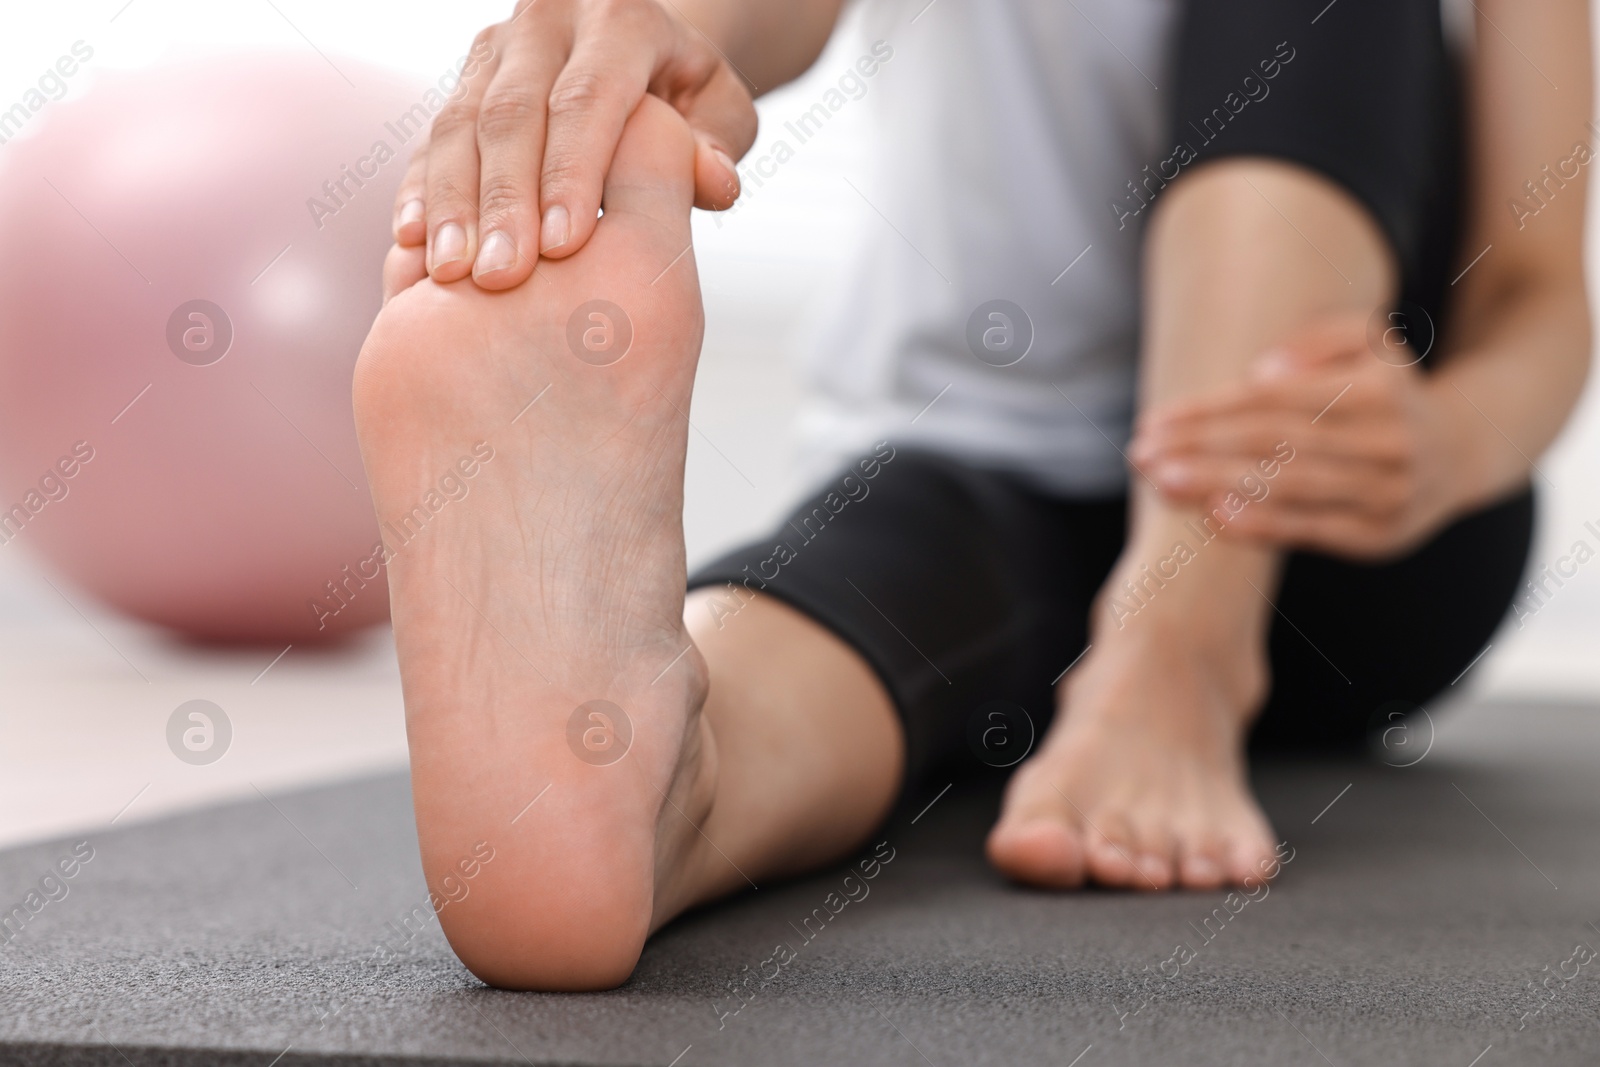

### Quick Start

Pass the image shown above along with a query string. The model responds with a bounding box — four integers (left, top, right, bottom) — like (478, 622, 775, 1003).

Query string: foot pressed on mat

(355, 96, 724, 991)
(987, 590, 1280, 892)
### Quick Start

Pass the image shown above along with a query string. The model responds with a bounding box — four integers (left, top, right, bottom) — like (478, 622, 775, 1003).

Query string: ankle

(650, 711, 725, 924)
(1086, 577, 1271, 719)
(1096, 580, 1265, 653)
(1098, 532, 1277, 645)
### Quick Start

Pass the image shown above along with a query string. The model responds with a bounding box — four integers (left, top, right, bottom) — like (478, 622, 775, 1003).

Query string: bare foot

(986, 578, 1279, 891)
(354, 97, 722, 990)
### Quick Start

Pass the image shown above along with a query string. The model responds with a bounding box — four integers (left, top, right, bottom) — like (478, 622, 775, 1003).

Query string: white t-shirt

(799, 0, 1179, 496)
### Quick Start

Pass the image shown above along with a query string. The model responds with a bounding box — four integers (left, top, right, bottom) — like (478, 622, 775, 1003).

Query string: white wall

(0, 2, 1592, 853)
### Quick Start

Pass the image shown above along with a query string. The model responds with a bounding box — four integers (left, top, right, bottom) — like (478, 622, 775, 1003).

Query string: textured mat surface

(2, 700, 1599, 1066)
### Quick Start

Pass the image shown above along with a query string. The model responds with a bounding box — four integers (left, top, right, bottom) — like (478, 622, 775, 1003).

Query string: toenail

(432, 222, 467, 268)
(475, 231, 517, 276)
(541, 205, 570, 252)
(397, 198, 424, 230)
(1186, 856, 1221, 882)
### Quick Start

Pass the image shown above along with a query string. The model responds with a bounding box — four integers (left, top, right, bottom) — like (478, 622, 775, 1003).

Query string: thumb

(679, 62, 756, 211)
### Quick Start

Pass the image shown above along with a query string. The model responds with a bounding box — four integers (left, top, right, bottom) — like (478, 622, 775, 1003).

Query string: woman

(358, 0, 1590, 988)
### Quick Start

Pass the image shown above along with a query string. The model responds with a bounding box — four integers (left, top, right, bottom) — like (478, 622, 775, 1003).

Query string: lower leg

(1126, 158, 1398, 620)
(989, 159, 1397, 890)
(665, 590, 903, 919)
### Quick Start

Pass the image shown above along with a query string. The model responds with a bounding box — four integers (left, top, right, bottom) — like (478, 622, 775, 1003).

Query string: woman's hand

(1129, 313, 1476, 560)
(394, 0, 757, 290)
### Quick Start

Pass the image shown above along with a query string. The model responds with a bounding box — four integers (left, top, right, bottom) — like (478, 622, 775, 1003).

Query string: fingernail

(712, 148, 739, 200)
(540, 205, 569, 252)
(1129, 435, 1160, 461)
(475, 231, 517, 276)
(1253, 347, 1296, 379)
(1155, 463, 1192, 488)
(397, 198, 424, 231)
(1138, 408, 1175, 430)
(431, 222, 467, 270)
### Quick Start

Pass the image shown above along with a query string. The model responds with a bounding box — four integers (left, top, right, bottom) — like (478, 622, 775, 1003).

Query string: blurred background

(1, 0, 1596, 851)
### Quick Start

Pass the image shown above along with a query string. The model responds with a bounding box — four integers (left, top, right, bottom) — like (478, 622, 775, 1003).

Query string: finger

(1140, 452, 1291, 503)
(1136, 417, 1300, 467)
(1258, 310, 1376, 371)
(471, 25, 566, 289)
(1251, 324, 1371, 380)
(1136, 414, 1407, 469)
(392, 135, 430, 246)
(1148, 453, 1403, 513)
(1138, 382, 1308, 430)
(676, 60, 756, 210)
(1132, 412, 1295, 466)
(1143, 334, 1391, 430)
(1140, 311, 1381, 428)
(424, 26, 503, 282)
(1251, 457, 1411, 514)
(537, 27, 658, 258)
(692, 137, 741, 211)
(1214, 501, 1396, 559)
(1141, 372, 1413, 459)
(382, 242, 429, 305)
(1140, 374, 1357, 429)
(1251, 343, 1363, 384)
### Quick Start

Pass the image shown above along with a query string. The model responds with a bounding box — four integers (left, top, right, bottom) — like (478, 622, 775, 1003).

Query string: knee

(1150, 157, 1398, 304)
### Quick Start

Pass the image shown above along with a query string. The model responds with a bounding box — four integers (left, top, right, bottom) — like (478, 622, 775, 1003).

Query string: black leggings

(689, 453, 1532, 781)
(690, 0, 1534, 784)
(1175, 0, 1464, 319)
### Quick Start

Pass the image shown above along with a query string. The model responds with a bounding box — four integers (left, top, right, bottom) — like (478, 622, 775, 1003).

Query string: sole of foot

(354, 96, 720, 990)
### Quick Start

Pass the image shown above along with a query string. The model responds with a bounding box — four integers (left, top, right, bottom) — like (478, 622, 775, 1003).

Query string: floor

(2, 698, 1598, 1066)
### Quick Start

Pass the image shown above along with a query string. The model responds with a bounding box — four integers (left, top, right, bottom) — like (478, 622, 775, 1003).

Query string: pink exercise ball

(0, 52, 432, 643)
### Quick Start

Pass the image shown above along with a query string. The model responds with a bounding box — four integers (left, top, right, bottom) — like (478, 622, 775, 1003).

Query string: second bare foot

(987, 590, 1279, 891)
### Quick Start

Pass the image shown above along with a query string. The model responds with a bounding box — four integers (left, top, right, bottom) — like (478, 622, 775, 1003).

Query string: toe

(1134, 852, 1174, 890)
(1226, 831, 1279, 887)
(1084, 815, 1154, 890)
(986, 818, 1087, 889)
(988, 767, 1088, 888)
(1128, 819, 1178, 891)
(1177, 835, 1229, 890)
(604, 95, 696, 221)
